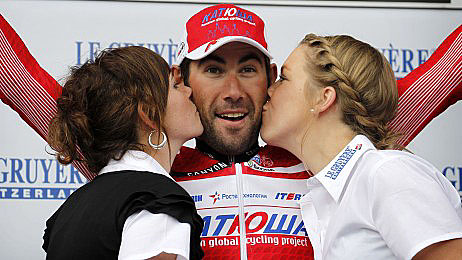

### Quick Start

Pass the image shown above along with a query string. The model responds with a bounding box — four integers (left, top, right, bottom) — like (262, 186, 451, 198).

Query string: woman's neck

(297, 121, 356, 176)
(147, 140, 183, 173)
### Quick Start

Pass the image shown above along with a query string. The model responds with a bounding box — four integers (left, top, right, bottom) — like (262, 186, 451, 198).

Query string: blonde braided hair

(300, 34, 401, 149)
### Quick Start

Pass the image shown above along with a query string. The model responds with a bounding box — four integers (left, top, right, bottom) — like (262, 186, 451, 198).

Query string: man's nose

(223, 73, 244, 101)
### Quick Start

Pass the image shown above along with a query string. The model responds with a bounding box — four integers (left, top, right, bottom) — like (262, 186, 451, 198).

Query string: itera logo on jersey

(0, 157, 85, 200)
(275, 192, 302, 201)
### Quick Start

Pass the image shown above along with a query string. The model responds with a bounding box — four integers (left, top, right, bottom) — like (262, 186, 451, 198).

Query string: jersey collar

(195, 139, 260, 164)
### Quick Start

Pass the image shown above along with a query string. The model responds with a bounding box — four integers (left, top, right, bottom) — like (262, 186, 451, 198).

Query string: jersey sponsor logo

(200, 234, 310, 248)
(247, 161, 276, 172)
(191, 194, 203, 202)
(184, 162, 229, 176)
(209, 191, 268, 204)
(275, 192, 302, 201)
(201, 212, 308, 237)
(250, 154, 273, 168)
(209, 191, 221, 204)
(325, 145, 359, 180)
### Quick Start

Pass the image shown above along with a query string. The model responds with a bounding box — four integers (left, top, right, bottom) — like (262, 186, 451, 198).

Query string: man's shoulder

(257, 145, 302, 167)
(172, 146, 220, 173)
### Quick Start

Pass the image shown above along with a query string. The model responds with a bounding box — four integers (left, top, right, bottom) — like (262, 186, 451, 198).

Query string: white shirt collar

(99, 150, 173, 181)
(309, 135, 376, 203)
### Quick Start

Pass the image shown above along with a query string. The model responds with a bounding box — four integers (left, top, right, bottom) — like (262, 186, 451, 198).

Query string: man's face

(188, 42, 268, 155)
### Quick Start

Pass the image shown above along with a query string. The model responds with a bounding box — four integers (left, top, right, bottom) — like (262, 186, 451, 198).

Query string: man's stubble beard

(197, 110, 262, 156)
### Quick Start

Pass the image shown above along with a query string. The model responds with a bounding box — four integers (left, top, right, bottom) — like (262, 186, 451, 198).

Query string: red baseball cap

(175, 4, 272, 65)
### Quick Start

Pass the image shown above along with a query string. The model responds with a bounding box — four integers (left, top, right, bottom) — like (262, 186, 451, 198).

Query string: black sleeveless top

(42, 170, 204, 259)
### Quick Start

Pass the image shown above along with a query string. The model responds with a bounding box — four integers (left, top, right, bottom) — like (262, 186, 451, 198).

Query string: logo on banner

(380, 44, 435, 79)
(0, 157, 86, 200)
(442, 166, 462, 197)
(75, 39, 180, 67)
(74, 39, 434, 81)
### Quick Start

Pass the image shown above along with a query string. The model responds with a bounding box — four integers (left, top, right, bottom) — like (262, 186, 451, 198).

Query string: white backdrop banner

(0, 0, 461, 259)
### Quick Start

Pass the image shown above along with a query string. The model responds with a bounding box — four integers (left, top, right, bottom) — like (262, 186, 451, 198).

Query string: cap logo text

(202, 7, 254, 26)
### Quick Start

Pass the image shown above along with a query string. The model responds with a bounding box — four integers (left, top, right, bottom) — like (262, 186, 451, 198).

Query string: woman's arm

(414, 238, 462, 259)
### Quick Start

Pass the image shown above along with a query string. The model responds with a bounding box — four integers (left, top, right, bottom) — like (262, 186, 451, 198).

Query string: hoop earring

(148, 130, 167, 149)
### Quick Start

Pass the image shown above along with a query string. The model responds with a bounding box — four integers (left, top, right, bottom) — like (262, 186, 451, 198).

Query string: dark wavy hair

(48, 46, 170, 173)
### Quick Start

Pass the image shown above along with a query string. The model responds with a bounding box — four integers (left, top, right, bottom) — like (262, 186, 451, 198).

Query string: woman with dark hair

(261, 35, 462, 259)
(43, 46, 204, 259)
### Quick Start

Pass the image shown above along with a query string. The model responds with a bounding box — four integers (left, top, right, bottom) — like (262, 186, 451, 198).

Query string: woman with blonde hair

(261, 34, 462, 259)
(43, 46, 204, 259)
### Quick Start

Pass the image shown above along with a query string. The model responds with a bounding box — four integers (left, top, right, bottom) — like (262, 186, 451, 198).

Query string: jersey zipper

(234, 157, 248, 259)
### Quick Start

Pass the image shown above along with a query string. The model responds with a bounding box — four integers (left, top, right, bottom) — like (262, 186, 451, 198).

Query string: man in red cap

(1, 3, 461, 259)
(169, 4, 314, 258)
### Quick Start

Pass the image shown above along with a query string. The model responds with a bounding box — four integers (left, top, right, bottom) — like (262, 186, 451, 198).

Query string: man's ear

(269, 63, 278, 85)
(316, 86, 337, 113)
(171, 65, 184, 86)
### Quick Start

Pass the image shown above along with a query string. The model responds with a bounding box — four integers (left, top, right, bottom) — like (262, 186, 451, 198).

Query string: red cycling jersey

(172, 141, 314, 259)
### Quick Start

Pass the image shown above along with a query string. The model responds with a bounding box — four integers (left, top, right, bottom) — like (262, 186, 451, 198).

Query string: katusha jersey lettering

(171, 144, 314, 259)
